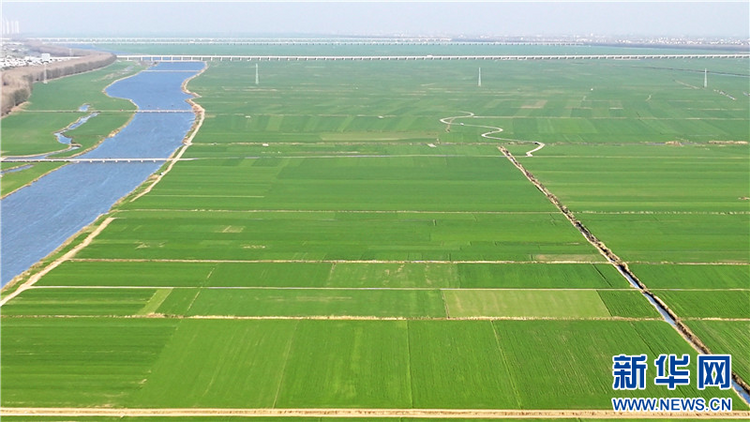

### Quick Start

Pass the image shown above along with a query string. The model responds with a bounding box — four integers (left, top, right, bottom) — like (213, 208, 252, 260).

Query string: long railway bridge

(118, 53, 750, 62)
(1, 158, 190, 164)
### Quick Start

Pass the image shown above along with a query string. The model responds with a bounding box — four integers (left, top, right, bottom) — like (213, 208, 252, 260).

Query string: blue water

(1, 62, 204, 286)
(55, 133, 73, 145)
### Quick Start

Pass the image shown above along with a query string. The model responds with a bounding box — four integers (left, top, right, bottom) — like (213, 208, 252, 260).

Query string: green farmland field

(578, 213, 749, 263)
(77, 210, 602, 262)
(2, 319, 743, 410)
(2, 43, 749, 417)
(3, 286, 665, 320)
(186, 288, 447, 318)
(124, 154, 558, 212)
(0, 318, 178, 407)
(628, 264, 750, 289)
(443, 289, 611, 318)
(685, 321, 750, 382)
(37, 260, 628, 289)
(0, 287, 160, 316)
(520, 145, 749, 213)
(654, 290, 750, 319)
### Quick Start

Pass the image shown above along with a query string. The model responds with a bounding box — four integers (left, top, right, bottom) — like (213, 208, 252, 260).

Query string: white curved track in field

(439, 112, 544, 156)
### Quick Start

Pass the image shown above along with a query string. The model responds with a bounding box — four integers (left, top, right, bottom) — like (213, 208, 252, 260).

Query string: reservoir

(1, 61, 205, 286)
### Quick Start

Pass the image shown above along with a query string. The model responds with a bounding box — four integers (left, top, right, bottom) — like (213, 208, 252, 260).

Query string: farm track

(630, 261, 749, 265)
(123, 209, 557, 215)
(525, 142, 546, 156)
(0, 314, 663, 321)
(120, 208, 750, 216)
(2, 407, 748, 419)
(27, 286, 636, 291)
(577, 211, 750, 215)
(69, 258, 606, 264)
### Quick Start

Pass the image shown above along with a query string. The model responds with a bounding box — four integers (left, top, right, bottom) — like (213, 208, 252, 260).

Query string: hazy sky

(2, 1, 749, 38)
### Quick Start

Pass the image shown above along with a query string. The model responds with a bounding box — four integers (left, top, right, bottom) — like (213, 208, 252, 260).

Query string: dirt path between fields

(2, 407, 748, 419)
(69, 258, 605, 264)
(0, 314, 661, 322)
(525, 141, 546, 157)
(125, 208, 554, 215)
(0, 217, 115, 307)
(440, 112, 545, 156)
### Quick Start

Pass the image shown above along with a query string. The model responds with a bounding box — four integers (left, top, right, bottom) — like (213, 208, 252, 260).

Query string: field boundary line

(577, 211, 750, 215)
(2, 407, 748, 419)
(683, 317, 750, 322)
(629, 261, 750, 266)
(27, 286, 637, 291)
(123, 209, 556, 215)
(651, 288, 750, 291)
(0, 217, 116, 307)
(129, 64, 207, 203)
(0, 314, 662, 322)
(68, 258, 606, 264)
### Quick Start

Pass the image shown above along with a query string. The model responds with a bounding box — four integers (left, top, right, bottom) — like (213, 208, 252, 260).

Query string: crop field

(685, 321, 750, 382)
(1, 43, 748, 419)
(75, 210, 601, 262)
(121, 154, 558, 212)
(35, 261, 626, 288)
(652, 290, 750, 319)
(2, 318, 742, 410)
(627, 264, 749, 289)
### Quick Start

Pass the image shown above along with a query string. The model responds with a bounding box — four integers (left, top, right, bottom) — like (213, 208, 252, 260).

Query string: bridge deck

(118, 53, 750, 62)
(1, 158, 193, 164)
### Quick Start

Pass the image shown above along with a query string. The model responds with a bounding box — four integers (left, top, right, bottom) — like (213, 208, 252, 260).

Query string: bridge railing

(117, 54, 750, 62)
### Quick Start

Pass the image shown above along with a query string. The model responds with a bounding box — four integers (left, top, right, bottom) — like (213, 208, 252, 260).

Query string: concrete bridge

(33, 37, 580, 46)
(1, 158, 192, 164)
(118, 53, 750, 62)
(134, 109, 193, 113)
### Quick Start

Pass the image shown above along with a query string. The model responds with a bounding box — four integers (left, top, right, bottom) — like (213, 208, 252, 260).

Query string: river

(0, 61, 205, 286)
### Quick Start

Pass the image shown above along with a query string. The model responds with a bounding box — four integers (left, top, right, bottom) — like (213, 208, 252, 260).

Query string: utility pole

(255, 63, 259, 85)
(43, 62, 47, 84)
(478, 67, 482, 87)
(703, 68, 708, 88)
